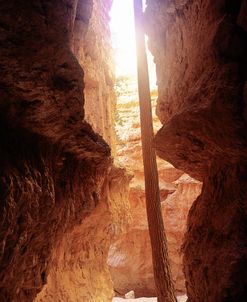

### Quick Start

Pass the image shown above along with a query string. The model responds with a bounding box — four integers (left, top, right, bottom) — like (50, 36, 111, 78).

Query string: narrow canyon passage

(108, 0, 201, 299)
(0, 1, 246, 302)
(108, 54, 202, 299)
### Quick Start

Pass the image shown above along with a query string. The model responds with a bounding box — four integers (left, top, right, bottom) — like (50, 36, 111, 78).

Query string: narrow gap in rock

(2, 0, 246, 301)
(108, 1, 201, 301)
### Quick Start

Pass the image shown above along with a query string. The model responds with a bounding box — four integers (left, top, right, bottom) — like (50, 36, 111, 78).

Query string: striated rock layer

(0, 0, 130, 301)
(145, 0, 247, 301)
(108, 84, 202, 297)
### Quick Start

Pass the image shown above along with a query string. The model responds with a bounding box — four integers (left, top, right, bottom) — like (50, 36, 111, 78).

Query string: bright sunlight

(109, 0, 156, 89)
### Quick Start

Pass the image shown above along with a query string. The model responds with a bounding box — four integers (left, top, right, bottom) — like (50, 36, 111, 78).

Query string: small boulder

(124, 290, 135, 299)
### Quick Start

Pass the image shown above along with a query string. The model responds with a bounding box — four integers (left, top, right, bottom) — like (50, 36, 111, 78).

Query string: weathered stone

(73, 0, 116, 151)
(109, 84, 202, 297)
(0, 0, 130, 301)
(35, 166, 131, 302)
(183, 162, 247, 302)
(145, 0, 247, 301)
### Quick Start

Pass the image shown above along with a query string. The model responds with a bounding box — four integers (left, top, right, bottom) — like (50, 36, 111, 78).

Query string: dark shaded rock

(145, 0, 247, 300)
(0, 0, 123, 301)
(183, 163, 247, 302)
(0, 0, 110, 162)
(0, 121, 110, 301)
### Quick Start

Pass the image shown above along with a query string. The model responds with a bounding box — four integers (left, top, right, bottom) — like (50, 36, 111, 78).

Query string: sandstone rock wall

(145, 0, 247, 301)
(0, 125, 112, 302)
(145, 0, 247, 180)
(183, 162, 247, 302)
(108, 85, 202, 297)
(35, 167, 131, 302)
(0, 1, 129, 301)
(73, 0, 116, 151)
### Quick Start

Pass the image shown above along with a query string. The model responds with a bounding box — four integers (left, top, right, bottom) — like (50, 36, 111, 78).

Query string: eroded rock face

(183, 163, 247, 302)
(108, 85, 202, 297)
(145, 0, 247, 301)
(109, 173, 202, 297)
(35, 166, 131, 302)
(145, 0, 247, 179)
(0, 0, 110, 161)
(0, 0, 130, 301)
(73, 0, 116, 150)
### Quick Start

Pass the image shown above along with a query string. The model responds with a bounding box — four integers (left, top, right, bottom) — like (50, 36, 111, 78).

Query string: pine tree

(134, 1, 177, 301)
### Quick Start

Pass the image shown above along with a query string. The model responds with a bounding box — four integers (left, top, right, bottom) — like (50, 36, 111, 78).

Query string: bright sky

(110, 0, 137, 76)
(110, 0, 157, 88)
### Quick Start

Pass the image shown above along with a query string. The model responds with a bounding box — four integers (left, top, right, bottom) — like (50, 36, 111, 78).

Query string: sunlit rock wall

(108, 86, 202, 297)
(145, 0, 247, 301)
(73, 0, 116, 151)
(35, 167, 131, 302)
(0, 0, 130, 301)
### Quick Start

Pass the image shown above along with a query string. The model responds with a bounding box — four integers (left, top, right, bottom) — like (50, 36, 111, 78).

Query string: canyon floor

(113, 295, 187, 301)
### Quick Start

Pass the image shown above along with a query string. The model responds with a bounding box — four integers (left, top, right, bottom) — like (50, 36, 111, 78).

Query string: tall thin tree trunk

(133, 1, 177, 301)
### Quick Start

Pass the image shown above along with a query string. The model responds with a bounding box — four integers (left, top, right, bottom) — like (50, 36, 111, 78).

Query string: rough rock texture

(0, 0, 130, 301)
(73, 0, 116, 151)
(183, 163, 247, 302)
(108, 84, 202, 297)
(146, 0, 247, 179)
(35, 166, 131, 302)
(145, 0, 247, 301)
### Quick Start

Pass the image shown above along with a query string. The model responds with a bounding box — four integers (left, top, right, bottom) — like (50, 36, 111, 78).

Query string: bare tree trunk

(133, 1, 177, 301)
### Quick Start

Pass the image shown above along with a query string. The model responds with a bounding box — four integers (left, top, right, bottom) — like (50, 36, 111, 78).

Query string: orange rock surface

(0, 1, 131, 301)
(108, 82, 202, 297)
(145, 1, 247, 301)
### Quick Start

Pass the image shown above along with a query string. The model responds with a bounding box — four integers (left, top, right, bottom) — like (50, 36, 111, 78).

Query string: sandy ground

(113, 295, 187, 302)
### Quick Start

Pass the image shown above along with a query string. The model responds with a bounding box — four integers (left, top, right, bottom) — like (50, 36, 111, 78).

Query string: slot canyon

(0, 0, 247, 302)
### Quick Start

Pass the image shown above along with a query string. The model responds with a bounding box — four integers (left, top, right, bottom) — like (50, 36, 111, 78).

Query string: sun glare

(110, 0, 156, 89)
(110, 0, 136, 76)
